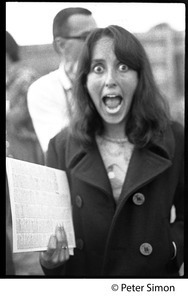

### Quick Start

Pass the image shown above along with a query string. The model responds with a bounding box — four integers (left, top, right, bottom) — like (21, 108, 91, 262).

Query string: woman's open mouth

(102, 94, 123, 114)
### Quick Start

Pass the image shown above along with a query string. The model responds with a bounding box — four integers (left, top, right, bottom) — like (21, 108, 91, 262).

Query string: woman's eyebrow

(91, 59, 105, 63)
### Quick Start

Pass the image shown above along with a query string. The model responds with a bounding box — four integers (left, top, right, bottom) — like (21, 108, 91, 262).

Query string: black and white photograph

(4, 1, 186, 299)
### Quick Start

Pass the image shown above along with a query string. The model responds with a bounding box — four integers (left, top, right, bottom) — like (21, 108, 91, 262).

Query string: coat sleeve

(46, 136, 59, 168)
(170, 152, 184, 271)
(46, 130, 68, 169)
(170, 122, 184, 272)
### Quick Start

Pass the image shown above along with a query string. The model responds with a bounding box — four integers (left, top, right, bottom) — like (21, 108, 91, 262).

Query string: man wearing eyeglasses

(28, 7, 97, 155)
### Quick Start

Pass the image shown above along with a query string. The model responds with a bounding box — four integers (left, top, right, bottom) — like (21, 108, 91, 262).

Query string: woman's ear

(53, 37, 66, 55)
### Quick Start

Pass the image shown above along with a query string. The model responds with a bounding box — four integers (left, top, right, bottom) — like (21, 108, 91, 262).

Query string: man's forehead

(67, 14, 97, 36)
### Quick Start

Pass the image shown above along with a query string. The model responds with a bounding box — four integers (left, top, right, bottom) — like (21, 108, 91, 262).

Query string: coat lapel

(117, 125, 175, 209)
(66, 138, 113, 197)
(118, 147, 172, 205)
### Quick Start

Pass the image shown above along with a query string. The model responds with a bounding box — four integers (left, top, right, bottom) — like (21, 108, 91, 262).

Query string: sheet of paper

(6, 157, 75, 254)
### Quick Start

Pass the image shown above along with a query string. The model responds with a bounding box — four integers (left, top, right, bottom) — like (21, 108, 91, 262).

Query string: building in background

(136, 23, 184, 103)
(20, 23, 185, 124)
(136, 23, 184, 125)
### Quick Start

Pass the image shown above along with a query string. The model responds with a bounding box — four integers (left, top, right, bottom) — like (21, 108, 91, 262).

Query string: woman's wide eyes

(93, 65, 104, 73)
(118, 64, 129, 72)
(91, 63, 129, 73)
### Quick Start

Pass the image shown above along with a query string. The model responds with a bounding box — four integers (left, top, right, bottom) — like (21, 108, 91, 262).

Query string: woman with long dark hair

(40, 25, 184, 278)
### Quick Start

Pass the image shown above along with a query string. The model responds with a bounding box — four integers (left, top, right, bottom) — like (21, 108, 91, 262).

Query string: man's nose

(105, 69, 117, 87)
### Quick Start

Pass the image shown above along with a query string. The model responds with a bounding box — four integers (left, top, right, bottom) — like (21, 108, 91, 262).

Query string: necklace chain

(102, 135, 128, 144)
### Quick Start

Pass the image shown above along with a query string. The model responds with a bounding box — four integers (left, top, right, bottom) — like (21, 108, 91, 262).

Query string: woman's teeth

(103, 95, 122, 114)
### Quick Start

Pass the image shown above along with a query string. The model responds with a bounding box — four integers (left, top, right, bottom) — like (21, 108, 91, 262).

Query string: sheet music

(6, 157, 75, 254)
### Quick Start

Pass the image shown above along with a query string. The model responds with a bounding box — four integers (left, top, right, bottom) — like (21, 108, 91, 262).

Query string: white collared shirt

(27, 63, 72, 153)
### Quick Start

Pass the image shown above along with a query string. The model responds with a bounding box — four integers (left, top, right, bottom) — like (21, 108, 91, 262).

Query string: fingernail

(49, 235, 57, 249)
(55, 223, 61, 232)
(56, 227, 63, 241)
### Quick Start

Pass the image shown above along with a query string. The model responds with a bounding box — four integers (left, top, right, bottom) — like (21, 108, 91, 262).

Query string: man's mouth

(102, 94, 123, 114)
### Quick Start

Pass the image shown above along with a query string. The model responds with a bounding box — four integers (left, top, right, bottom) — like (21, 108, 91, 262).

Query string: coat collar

(65, 124, 175, 199)
(118, 124, 175, 201)
(65, 137, 113, 197)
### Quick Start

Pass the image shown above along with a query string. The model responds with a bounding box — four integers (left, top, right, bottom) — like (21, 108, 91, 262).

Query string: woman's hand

(40, 225, 70, 269)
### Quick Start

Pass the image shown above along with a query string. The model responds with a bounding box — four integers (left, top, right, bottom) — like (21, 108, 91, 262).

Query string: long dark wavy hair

(70, 25, 170, 148)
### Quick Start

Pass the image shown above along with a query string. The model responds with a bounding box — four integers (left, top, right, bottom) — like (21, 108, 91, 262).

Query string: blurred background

(6, 2, 185, 124)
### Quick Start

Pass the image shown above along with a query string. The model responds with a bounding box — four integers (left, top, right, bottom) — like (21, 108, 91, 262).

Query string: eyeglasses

(62, 31, 91, 41)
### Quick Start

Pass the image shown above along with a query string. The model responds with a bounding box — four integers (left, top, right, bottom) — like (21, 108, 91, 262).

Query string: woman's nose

(105, 69, 117, 87)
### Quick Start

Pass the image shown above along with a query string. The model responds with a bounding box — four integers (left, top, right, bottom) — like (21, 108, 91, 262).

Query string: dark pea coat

(43, 121, 184, 278)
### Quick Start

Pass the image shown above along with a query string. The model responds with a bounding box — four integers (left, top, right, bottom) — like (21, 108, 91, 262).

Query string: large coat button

(76, 238, 84, 250)
(132, 193, 145, 205)
(140, 243, 153, 256)
(75, 195, 83, 208)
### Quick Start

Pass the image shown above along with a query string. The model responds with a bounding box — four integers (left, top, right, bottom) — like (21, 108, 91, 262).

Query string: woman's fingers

(56, 225, 70, 262)
(48, 234, 57, 253)
(40, 235, 57, 268)
(56, 225, 65, 249)
(40, 225, 70, 269)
